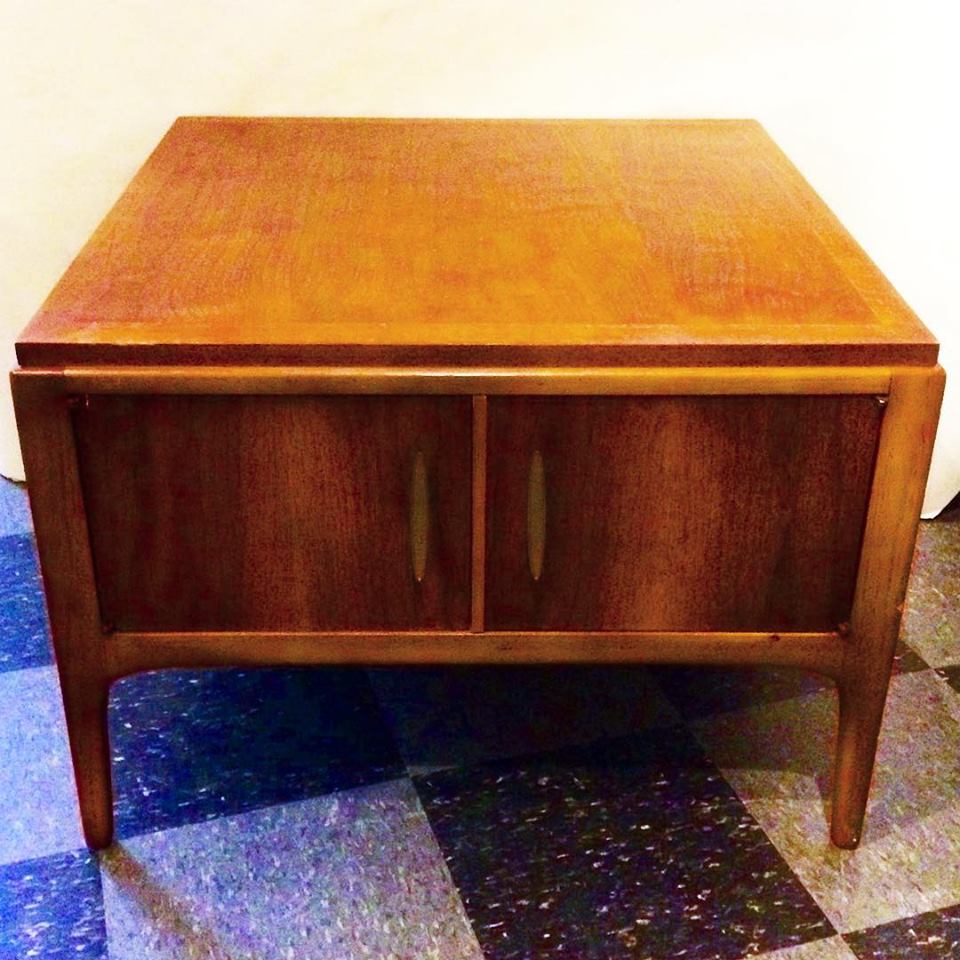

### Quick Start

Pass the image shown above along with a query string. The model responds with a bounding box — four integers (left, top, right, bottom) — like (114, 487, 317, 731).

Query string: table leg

(59, 667, 114, 849)
(12, 373, 115, 849)
(830, 677, 890, 848)
(829, 366, 944, 848)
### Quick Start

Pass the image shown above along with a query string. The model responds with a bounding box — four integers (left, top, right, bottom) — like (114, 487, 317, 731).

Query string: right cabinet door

(484, 395, 882, 632)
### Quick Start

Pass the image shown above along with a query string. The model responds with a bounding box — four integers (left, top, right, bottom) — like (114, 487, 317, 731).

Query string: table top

(17, 117, 937, 369)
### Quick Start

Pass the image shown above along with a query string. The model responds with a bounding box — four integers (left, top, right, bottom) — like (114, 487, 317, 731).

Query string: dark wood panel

(73, 395, 472, 631)
(18, 118, 936, 369)
(485, 395, 882, 631)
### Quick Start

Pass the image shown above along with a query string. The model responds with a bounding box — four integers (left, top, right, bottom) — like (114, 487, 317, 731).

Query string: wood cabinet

(484, 395, 882, 632)
(12, 119, 943, 854)
(73, 392, 884, 636)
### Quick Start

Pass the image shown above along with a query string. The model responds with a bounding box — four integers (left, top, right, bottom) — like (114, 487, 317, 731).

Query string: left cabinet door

(72, 394, 474, 631)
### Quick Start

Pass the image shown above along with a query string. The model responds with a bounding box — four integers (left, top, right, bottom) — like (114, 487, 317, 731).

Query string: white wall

(2, 0, 957, 512)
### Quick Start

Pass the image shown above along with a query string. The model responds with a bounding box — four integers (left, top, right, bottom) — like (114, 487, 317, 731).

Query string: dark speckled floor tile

(894, 639, 932, 674)
(0, 534, 52, 673)
(844, 902, 960, 958)
(937, 665, 960, 698)
(416, 725, 834, 960)
(109, 667, 404, 839)
(0, 849, 106, 959)
(755, 937, 859, 959)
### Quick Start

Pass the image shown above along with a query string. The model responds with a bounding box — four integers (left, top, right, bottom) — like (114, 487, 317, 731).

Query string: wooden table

(13, 118, 942, 850)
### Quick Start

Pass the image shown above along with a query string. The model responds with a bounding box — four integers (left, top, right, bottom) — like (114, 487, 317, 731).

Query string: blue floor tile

(109, 667, 405, 838)
(0, 849, 106, 959)
(0, 535, 52, 674)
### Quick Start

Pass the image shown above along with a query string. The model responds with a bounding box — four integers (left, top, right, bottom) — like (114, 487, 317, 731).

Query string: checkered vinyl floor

(1, 477, 958, 959)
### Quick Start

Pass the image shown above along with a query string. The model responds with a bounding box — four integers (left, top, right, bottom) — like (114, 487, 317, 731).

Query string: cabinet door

(73, 395, 472, 631)
(485, 396, 881, 632)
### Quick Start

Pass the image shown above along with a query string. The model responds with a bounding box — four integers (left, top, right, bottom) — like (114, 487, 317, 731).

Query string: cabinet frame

(12, 362, 944, 851)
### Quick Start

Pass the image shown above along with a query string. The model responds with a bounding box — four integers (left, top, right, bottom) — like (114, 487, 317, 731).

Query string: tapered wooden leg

(829, 367, 945, 849)
(12, 374, 116, 850)
(830, 678, 890, 849)
(59, 668, 114, 849)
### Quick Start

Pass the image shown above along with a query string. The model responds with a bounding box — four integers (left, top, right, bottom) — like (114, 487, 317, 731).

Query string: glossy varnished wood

(17, 118, 936, 369)
(10, 374, 113, 849)
(72, 395, 473, 631)
(471, 396, 488, 632)
(11, 361, 943, 851)
(485, 395, 883, 631)
(11, 117, 944, 853)
(28, 364, 896, 395)
(105, 630, 843, 678)
(830, 366, 945, 847)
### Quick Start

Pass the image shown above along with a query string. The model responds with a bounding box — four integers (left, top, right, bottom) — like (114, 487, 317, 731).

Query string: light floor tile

(100, 778, 484, 960)
(902, 515, 960, 668)
(692, 671, 960, 933)
(369, 664, 679, 775)
(0, 479, 31, 537)
(0, 666, 83, 865)
(933, 668, 960, 727)
(752, 935, 858, 959)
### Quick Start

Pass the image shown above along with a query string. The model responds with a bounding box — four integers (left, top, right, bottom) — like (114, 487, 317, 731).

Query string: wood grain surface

(72, 394, 473, 631)
(831, 365, 945, 847)
(11, 118, 943, 852)
(10, 374, 115, 848)
(33, 365, 896, 395)
(484, 395, 883, 631)
(105, 629, 843, 678)
(18, 118, 936, 368)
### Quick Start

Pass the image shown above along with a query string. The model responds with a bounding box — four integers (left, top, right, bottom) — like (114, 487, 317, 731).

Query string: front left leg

(58, 663, 114, 849)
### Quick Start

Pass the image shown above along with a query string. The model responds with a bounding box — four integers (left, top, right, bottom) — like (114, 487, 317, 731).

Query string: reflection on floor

(1, 479, 958, 959)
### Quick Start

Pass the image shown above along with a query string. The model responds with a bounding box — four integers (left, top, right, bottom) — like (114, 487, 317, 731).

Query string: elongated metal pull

(409, 450, 430, 582)
(527, 449, 546, 581)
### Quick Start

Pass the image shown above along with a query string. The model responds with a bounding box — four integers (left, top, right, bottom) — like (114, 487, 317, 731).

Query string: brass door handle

(409, 450, 430, 582)
(527, 449, 546, 581)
